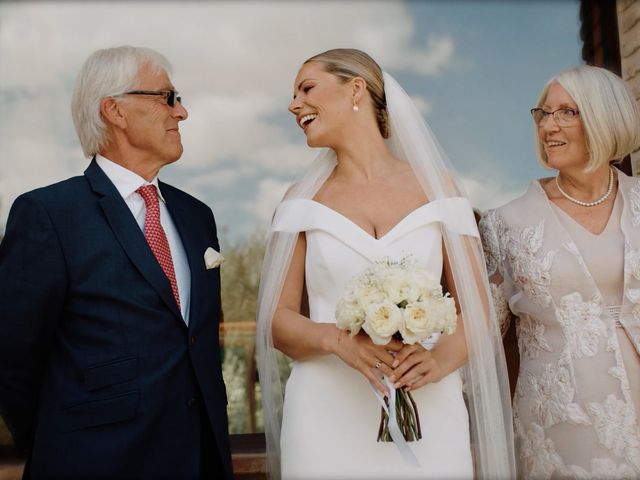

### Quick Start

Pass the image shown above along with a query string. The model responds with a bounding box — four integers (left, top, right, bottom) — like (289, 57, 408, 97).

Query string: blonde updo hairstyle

(534, 65, 640, 172)
(305, 48, 389, 138)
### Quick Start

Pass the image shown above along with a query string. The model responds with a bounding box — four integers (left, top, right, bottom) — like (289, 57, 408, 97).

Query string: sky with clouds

(0, 1, 582, 242)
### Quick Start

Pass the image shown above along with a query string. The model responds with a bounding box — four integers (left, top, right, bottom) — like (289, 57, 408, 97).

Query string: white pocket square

(204, 247, 224, 269)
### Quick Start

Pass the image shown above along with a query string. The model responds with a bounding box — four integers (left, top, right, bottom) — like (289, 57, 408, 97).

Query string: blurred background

(2, 0, 638, 478)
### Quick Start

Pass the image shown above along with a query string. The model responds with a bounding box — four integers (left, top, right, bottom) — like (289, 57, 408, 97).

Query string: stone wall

(618, 0, 640, 174)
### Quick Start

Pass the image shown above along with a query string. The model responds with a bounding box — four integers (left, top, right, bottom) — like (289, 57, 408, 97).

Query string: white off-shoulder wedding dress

(271, 198, 475, 480)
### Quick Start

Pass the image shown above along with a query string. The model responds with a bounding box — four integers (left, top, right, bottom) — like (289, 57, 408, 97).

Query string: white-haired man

(0, 46, 232, 479)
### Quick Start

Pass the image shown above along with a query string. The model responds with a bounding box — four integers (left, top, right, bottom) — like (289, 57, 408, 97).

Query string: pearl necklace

(555, 167, 614, 207)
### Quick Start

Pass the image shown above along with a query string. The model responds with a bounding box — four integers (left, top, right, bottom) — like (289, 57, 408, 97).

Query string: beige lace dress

(480, 170, 640, 479)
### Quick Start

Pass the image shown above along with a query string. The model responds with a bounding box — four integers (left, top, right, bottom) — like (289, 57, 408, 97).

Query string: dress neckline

(272, 197, 479, 258)
(306, 199, 434, 242)
(530, 177, 624, 308)
(549, 189, 621, 238)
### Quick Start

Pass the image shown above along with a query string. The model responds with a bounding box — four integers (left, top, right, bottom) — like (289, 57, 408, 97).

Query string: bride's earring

(352, 99, 359, 112)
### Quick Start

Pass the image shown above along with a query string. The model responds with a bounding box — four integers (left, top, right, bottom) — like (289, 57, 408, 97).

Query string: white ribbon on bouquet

(371, 373, 420, 467)
(369, 332, 440, 466)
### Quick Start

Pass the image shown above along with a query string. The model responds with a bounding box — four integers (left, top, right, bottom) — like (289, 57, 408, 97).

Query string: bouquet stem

(377, 389, 422, 442)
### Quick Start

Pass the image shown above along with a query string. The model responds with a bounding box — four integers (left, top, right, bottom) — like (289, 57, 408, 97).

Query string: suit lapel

(160, 183, 205, 331)
(84, 160, 183, 323)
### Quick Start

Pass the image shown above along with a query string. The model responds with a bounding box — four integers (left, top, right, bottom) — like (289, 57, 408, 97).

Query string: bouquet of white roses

(335, 257, 457, 443)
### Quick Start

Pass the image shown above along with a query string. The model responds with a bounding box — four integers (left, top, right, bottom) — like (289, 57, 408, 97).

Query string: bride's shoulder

(392, 168, 428, 201)
(311, 180, 334, 204)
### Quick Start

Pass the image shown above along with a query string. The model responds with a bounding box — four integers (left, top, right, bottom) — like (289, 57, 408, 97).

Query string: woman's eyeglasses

(530, 107, 579, 127)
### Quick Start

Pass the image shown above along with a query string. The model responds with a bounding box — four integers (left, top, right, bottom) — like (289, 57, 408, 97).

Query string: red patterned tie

(137, 185, 181, 310)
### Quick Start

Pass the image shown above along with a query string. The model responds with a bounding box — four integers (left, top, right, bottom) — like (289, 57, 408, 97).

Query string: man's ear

(100, 97, 127, 129)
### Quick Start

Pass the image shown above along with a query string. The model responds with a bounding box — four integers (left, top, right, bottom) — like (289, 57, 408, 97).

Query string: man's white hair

(71, 46, 173, 158)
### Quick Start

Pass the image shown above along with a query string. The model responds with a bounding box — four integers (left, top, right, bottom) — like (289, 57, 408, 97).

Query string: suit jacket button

(187, 397, 197, 408)
(190, 335, 196, 345)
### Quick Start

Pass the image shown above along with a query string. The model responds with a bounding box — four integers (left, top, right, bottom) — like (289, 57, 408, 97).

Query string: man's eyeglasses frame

(120, 90, 182, 108)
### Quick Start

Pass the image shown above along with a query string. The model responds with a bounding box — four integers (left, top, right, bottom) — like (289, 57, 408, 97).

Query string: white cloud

(0, 93, 83, 225)
(0, 1, 459, 234)
(252, 143, 317, 174)
(244, 178, 293, 225)
(459, 173, 525, 212)
(187, 166, 258, 190)
(0, 2, 457, 92)
(385, 35, 456, 76)
(178, 92, 288, 168)
(411, 95, 433, 116)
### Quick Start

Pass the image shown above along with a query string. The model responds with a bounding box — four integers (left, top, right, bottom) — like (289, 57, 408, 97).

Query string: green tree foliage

(217, 228, 294, 433)
(219, 229, 267, 323)
(218, 228, 268, 433)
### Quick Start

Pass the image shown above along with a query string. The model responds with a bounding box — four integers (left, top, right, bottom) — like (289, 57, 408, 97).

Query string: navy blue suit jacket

(0, 160, 232, 479)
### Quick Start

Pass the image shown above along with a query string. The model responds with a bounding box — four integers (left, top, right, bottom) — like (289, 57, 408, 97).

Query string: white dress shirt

(96, 154, 191, 325)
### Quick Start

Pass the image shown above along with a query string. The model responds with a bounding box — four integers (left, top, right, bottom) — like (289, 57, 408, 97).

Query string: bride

(256, 48, 515, 479)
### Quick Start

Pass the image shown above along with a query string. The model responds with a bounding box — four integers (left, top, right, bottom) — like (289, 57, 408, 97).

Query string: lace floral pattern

(557, 292, 607, 359)
(629, 182, 640, 227)
(625, 289, 640, 326)
(516, 314, 552, 360)
(527, 363, 590, 428)
(504, 219, 557, 308)
(586, 394, 640, 469)
(566, 458, 638, 479)
(625, 245, 640, 281)
(517, 421, 564, 479)
(490, 282, 511, 336)
(478, 211, 501, 276)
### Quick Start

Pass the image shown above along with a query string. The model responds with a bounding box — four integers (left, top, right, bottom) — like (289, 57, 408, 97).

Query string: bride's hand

(333, 330, 402, 397)
(390, 344, 445, 391)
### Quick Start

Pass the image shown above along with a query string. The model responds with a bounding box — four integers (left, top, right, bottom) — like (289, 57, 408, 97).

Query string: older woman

(481, 65, 640, 478)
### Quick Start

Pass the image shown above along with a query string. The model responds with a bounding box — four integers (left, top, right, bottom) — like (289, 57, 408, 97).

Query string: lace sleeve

(479, 210, 512, 336)
(478, 209, 501, 277)
(490, 282, 511, 336)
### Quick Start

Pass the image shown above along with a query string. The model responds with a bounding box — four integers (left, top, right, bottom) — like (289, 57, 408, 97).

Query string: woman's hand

(332, 330, 403, 396)
(390, 344, 446, 391)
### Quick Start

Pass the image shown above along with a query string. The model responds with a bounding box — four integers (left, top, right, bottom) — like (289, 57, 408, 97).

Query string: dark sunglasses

(122, 89, 182, 108)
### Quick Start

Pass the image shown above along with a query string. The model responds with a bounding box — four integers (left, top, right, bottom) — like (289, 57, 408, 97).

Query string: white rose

(400, 275, 424, 305)
(335, 297, 365, 336)
(380, 267, 411, 305)
(437, 295, 458, 335)
(362, 302, 401, 345)
(400, 296, 458, 344)
(399, 301, 439, 345)
(355, 284, 385, 310)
